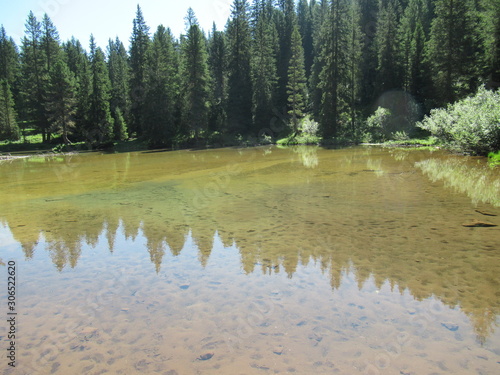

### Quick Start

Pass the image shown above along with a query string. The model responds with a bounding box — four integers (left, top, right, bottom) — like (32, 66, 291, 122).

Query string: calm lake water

(0, 145, 499, 375)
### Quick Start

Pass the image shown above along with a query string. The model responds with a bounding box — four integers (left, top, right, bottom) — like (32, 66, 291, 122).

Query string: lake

(0, 145, 499, 375)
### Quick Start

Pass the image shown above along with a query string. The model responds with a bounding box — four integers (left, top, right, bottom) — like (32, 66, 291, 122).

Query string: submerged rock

(462, 219, 497, 227)
(197, 353, 214, 361)
(441, 322, 459, 331)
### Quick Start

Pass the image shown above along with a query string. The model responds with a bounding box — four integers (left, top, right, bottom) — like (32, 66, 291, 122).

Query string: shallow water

(0, 145, 499, 375)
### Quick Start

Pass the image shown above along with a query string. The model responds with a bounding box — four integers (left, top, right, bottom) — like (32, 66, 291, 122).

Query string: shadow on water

(0, 145, 499, 346)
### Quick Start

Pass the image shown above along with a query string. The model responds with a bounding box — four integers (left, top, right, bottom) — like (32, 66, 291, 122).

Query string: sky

(0, 0, 233, 50)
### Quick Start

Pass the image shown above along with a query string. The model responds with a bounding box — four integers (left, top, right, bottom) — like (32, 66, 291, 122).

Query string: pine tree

(482, 0, 500, 90)
(428, 0, 482, 105)
(397, 0, 432, 103)
(144, 25, 179, 146)
(208, 23, 228, 132)
(275, 0, 297, 112)
(0, 27, 20, 133)
(181, 9, 210, 140)
(358, 0, 379, 106)
(346, 0, 363, 135)
(45, 57, 77, 144)
(0, 26, 19, 86)
(226, 0, 253, 134)
(287, 25, 307, 133)
(20, 12, 50, 141)
(297, 0, 314, 79)
(63, 37, 91, 138)
(113, 107, 128, 141)
(374, 0, 402, 95)
(41, 14, 61, 73)
(108, 37, 131, 124)
(88, 35, 114, 144)
(251, 1, 278, 131)
(317, 0, 352, 138)
(0, 79, 20, 140)
(129, 5, 150, 136)
(309, 0, 329, 120)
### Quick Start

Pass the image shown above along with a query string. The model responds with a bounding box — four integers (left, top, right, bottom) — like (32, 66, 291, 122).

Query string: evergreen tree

(346, 0, 363, 135)
(398, 0, 431, 100)
(129, 5, 150, 136)
(208, 23, 228, 132)
(63, 37, 91, 138)
(374, 0, 402, 95)
(428, 0, 482, 105)
(181, 9, 210, 140)
(0, 27, 20, 130)
(113, 106, 128, 141)
(482, 0, 500, 89)
(317, 0, 352, 138)
(45, 57, 77, 144)
(226, 0, 253, 134)
(358, 0, 379, 106)
(275, 0, 297, 112)
(88, 35, 114, 144)
(41, 14, 61, 73)
(251, 1, 278, 131)
(108, 37, 131, 123)
(0, 79, 20, 140)
(144, 25, 179, 146)
(0, 26, 19, 86)
(309, 0, 329, 119)
(297, 0, 314, 79)
(287, 25, 307, 133)
(20, 12, 50, 141)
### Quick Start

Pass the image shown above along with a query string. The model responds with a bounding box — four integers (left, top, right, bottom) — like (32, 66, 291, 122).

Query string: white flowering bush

(418, 87, 500, 154)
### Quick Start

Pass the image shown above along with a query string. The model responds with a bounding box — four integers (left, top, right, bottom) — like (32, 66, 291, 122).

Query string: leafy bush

(300, 115, 319, 136)
(366, 107, 392, 142)
(417, 87, 500, 154)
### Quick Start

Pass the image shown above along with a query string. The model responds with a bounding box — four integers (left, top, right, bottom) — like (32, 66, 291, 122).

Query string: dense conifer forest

(0, 0, 499, 150)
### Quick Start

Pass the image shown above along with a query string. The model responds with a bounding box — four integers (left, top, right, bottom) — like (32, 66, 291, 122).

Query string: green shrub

(366, 107, 392, 142)
(417, 87, 500, 154)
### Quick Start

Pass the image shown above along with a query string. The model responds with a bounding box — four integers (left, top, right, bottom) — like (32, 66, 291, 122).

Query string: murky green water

(0, 146, 499, 375)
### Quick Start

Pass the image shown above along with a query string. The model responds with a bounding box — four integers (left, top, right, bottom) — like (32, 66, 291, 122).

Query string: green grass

(382, 136, 440, 147)
(277, 133, 321, 146)
(488, 151, 500, 167)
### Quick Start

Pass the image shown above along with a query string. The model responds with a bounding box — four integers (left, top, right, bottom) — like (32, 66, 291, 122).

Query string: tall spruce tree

(0, 80, 20, 140)
(309, 0, 329, 120)
(88, 35, 114, 144)
(45, 57, 77, 144)
(20, 12, 50, 141)
(482, 0, 500, 89)
(108, 37, 131, 127)
(397, 0, 431, 103)
(317, 0, 352, 138)
(428, 0, 482, 105)
(275, 0, 296, 112)
(208, 23, 228, 132)
(251, 1, 278, 132)
(0, 27, 19, 87)
(358, 0, 379, 106)
(374, 0, 402, 96)
(297, 0, 314, 79)
(226, 0, 253, 134)
(41, 14, 61, 73)
(181, 9, 210, 140)
(129, 5, 150, 136)
(0, 26, 20, 128)
(144, 25, 179, 146)
(63, 37, 91, 138)
(346, 0, 363, 135)
(287, 24, 307, 133)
